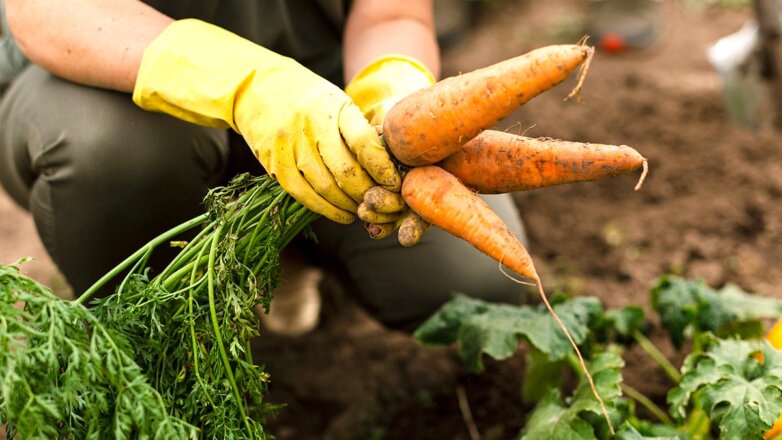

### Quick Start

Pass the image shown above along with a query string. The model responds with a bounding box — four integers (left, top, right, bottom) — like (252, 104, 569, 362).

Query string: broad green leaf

(651, 277, 725, 349)
(414, 294, 601, 371)
(668, 338, 782, 439)
(615, 422, 685, 439)
(718, 283, 782, 321)
(607, 306, 646, 337)
(651, 276, 782, 348)
(522, 348, 566, 404)
(592, 306, 648, 346)
(522, 389, 597, 440)
(521, 349, 625, 440)
(413, 294, 492, 346)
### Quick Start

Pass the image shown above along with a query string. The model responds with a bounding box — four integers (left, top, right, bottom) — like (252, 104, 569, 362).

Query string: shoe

(586, 0, 663, 53)
(256, 266, 323, 337)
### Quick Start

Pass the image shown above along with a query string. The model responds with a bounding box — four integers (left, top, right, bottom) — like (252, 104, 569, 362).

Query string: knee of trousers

(361, 229, 529, 329)
(312, 193, 529, 329)
(0, 66, 231, 294)
(0, 66, 229, 201)
(49, 109, 229, 196)
(65, 114, 229, 195)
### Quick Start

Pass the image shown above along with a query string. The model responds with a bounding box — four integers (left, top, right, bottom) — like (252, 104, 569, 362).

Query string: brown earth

(3, 1, 781, 439)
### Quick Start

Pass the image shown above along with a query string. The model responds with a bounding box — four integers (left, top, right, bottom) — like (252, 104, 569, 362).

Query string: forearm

(343, 0, 440, 82)
(6, 0, 172, 92)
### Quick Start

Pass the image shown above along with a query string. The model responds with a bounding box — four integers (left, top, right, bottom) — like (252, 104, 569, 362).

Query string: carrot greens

(0, 262, 196, 439)
(1, 174, 318, 439)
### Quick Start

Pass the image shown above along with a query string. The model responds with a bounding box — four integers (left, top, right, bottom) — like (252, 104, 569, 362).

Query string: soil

(2, 1, 782, 439)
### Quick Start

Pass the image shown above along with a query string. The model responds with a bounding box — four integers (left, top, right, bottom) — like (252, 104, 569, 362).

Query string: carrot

(402, 166, 537, 279)
(401, 165, 615, 435)
(438, 130, 648, 193)
(383, 44, 594, 166)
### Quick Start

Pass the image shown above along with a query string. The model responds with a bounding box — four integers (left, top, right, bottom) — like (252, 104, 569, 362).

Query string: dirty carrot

(384, 44, 594, 166)
(402, 166, 537, 279)
(401, 165, 614, 435)
(438, 130, 648, 193)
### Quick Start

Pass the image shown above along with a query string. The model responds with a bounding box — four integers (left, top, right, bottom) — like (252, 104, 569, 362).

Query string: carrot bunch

(376, 42, 648, 435)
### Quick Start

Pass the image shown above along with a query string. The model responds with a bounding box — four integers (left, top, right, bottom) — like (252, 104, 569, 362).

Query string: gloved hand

(133, 19, 400, 224)
(345, 55, 435, 241)
(346, 55, 435, 128)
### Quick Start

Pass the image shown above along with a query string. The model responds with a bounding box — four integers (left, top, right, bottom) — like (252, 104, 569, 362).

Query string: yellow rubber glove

(346, 55, 435, 243)
(133, 19, 400, 224)
(346, 55, 436, 127)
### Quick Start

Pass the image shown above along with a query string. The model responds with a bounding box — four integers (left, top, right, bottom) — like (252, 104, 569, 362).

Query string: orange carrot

(401, 165, 614, 435)
(384, 44, 594, 166)
(401, 165, 538, 279)
(438, 130, 648, 193)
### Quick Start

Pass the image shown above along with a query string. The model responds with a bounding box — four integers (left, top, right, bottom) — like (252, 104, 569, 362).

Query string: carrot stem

(620, 383, 673, 426)
(77, 213, 209, 305)
(188, 239, 217, 412)
(633, 330, 681, 383)
(207, 227, 252, 432)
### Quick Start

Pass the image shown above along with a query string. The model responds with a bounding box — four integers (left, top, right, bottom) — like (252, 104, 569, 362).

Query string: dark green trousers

(0, 65, 527, 328)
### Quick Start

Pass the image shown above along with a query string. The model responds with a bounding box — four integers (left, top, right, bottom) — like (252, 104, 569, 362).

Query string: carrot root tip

(534, 280, 615, 437)
(565, 44, 595, 102)
(497, 260, 537, 287)
(634, 159, 649, 191)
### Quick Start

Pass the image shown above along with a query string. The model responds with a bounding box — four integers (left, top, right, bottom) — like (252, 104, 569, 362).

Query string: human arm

(5, 0, 171, 92)
(6, 1, 400, 224)
(342, 0, 440, 241)
(343, 0, 440, 83)
(343, 0, 440, 126)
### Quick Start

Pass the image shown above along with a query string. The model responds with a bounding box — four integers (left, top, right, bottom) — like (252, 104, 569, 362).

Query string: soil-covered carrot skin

(439, 130, 647, 193)
(384, 44, 593, 166)
(401, 166, 538, 280)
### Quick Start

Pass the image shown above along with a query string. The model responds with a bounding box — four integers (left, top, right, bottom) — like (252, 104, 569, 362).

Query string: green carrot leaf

(414, 294, 601, 371)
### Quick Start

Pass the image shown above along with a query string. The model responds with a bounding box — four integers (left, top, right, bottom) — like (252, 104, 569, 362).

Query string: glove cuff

(345, 55, 435, 124)
(133, 19, 293, 131)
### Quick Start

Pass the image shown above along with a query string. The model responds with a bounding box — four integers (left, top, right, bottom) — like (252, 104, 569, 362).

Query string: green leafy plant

(521, 348, 625, 439)
(652, 276, 782, 348)
(669, 337, 782, 439)
(0, 261, 196, 439)
(5, 172, 782, 439)
(415, 276, 782, 440)
(1, 174, 319, 439)
(414, 293, 601, 371)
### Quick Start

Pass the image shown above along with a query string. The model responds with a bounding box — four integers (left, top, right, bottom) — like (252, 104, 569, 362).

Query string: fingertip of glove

(315, 206, 356, 225)
(333, 213, 357, 225)
(365, 222, 395, 240)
